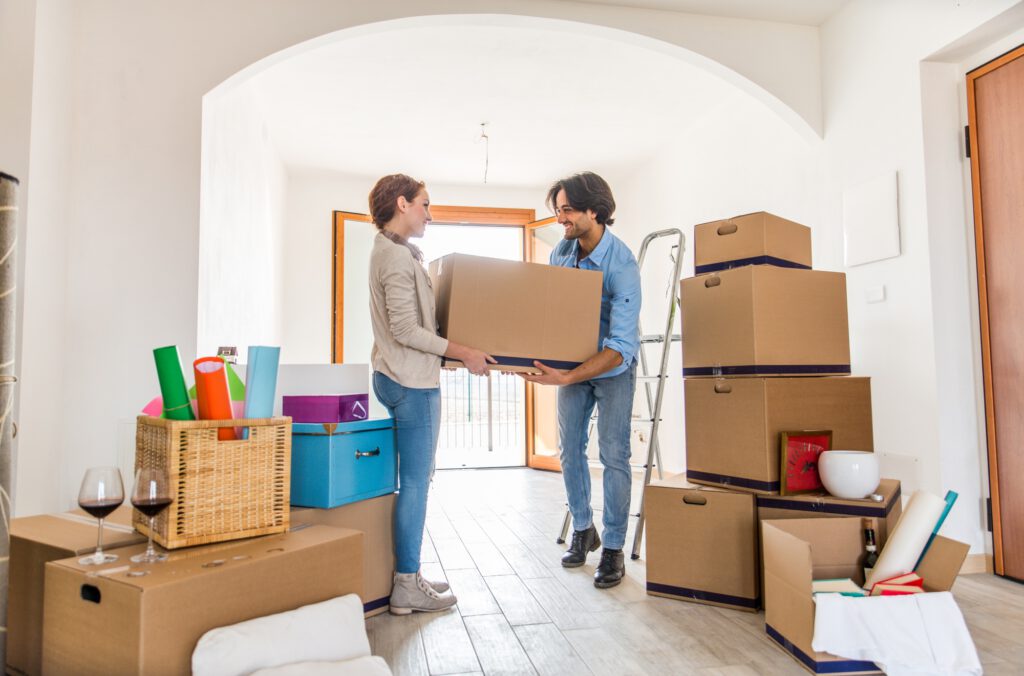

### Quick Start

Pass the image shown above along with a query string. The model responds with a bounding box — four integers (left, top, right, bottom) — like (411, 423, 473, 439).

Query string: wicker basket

(133, 415, 291, 549)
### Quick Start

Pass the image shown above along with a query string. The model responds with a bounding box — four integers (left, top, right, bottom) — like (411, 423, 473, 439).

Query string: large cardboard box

(645, 475, 760, 611)
(694, 211, 812, 274)
(8, 505, 145, 676)
(680, 266, 850, 377)
(430, 253, 602, 372)
(762, 517, 969, 675)
(41, 525, 363, 676)
(757, 479, 902, 547)
(685, 377, 873, 494)
(290, 492, 396, 616)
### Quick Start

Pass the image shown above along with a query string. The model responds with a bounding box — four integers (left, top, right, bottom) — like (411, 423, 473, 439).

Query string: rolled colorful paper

(194, 356, 237, 441)
(241, 346, 280, 440)
(187, 358, 246, 401)
(914, 490, 959, 569)
(225, 361, 246, 401)
(154, 346, 195, 420)
(142, 396, 163, 418)
(865, 489, 946, 589)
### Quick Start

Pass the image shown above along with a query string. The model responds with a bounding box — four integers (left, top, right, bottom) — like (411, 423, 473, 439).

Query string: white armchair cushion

(192, 594, 371, 676)
(252, 656, 392, 675)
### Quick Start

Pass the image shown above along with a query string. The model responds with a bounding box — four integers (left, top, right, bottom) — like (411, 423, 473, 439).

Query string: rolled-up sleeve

(601, 256, 641, 366)
(379, 252, 449, 356)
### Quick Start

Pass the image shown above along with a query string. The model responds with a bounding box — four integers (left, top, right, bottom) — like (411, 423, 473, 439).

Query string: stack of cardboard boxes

(645, 212, 910, 662)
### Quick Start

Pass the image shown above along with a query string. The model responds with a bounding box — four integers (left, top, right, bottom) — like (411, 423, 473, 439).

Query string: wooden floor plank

(417, 609, 482, 675)
(485, 574, 552, 626)
(463, 614, 538, 675)
(513, 623, 594, 676)
(446, 568, 501, 617)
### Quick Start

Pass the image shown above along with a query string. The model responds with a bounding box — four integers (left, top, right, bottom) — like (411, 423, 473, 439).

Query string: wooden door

(967, 43, 1024, 580)
(524, 217, 562, 471)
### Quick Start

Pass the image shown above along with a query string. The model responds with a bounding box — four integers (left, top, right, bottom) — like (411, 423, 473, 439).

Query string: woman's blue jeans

(372, 371, 441, 574)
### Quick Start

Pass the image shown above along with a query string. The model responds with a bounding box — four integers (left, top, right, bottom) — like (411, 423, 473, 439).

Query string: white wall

(197, 79, 288, 359)
(281, 167, 546, 365)
(607, 92, 826, 475)
(820, 0, 1024, 553)
(5, 1, 824, 515)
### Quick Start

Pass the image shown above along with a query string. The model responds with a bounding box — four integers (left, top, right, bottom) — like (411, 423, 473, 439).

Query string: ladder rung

(637, 375, 664, 381)
(639, 334, 682, 344)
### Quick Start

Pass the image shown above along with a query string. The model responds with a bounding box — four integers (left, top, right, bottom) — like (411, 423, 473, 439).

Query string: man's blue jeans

(372, 371, 441, 574)
(557, 365, 637, 550)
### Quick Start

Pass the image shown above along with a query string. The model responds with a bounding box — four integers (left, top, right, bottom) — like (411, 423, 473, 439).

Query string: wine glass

(130, 467, 172, 563)
(77, 467, 125, 565)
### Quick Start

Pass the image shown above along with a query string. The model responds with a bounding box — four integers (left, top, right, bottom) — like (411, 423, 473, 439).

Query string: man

(522, 172, 641, 589)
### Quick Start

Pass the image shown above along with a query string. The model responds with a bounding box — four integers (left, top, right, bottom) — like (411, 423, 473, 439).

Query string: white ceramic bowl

(818, 450, 880, 499)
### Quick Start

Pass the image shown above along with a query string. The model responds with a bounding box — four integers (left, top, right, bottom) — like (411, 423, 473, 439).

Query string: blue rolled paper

(241, 346, 280, 439)
(914, 489, 958, 569)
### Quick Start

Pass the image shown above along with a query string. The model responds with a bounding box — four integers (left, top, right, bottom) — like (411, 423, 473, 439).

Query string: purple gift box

(283, 394, 369, 423)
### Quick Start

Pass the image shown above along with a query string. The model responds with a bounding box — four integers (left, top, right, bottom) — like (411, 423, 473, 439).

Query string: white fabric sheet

(192, 594, 371, 676)
(812, 592, 982, 676)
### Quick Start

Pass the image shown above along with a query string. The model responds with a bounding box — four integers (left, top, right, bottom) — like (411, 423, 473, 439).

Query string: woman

(368, 174, 495, 615)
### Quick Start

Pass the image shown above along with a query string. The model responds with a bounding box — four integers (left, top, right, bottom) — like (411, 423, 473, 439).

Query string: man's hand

(519, 361, 572, 386)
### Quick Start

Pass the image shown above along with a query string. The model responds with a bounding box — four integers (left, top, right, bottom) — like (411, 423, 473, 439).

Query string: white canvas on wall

(843, 170, 901, 267)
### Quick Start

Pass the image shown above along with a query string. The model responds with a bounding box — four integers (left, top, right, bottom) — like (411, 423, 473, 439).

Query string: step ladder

(555, 228, 685, 560)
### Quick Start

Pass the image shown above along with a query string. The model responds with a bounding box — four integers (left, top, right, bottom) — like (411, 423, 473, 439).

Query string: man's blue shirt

(549, 227, 641, 379)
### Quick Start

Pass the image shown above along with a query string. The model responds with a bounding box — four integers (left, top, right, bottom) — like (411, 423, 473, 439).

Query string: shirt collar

(577, 227, 612, 267)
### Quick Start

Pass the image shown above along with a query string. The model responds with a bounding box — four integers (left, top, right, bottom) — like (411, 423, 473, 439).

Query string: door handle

(355, 447, 381, 459)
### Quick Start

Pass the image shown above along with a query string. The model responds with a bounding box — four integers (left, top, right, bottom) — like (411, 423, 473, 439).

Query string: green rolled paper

(153, 345, 195, 420)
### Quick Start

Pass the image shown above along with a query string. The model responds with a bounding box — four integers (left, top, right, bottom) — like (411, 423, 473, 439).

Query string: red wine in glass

(131, 468, 172, 563)
(77, 467, 125, 565)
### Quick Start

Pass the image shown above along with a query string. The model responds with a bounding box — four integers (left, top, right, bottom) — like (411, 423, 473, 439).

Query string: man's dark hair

(546, 172, 616, 226)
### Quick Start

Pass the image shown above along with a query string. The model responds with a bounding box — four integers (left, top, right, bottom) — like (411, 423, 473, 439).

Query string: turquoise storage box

(290, 418, 397, 508)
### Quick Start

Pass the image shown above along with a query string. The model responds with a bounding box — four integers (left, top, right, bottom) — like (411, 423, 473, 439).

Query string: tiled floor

(366, 467, 1024, 675)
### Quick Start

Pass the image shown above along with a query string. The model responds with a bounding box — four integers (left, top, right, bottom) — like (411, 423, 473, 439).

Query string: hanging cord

(479, 122, 489, 184)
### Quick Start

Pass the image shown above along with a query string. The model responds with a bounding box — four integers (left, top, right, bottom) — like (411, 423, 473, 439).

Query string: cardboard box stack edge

(648, 211, 890, 666)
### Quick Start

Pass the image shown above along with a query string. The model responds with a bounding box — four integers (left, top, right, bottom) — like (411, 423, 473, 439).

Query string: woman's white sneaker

(389, 572, 457, 615)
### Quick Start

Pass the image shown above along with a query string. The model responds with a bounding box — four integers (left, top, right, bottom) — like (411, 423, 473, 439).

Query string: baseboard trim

(960, 553, 992, 574)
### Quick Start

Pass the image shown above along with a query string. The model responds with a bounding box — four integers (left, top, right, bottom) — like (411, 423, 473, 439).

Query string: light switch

(865, 285, 886, 303)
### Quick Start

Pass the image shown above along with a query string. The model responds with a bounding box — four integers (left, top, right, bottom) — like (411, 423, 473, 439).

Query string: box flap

(11, 507, 143, 554)
(762, 521, 813, 593)
(917, 535, 970, 592)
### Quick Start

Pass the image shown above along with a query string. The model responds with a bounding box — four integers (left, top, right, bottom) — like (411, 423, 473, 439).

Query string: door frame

(332, 205, 549, 468)
(966, 42, 1024, 577)
(523, 217, 560, 471)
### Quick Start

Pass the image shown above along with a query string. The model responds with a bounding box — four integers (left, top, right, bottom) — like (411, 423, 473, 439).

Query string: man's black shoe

(594, 548, 625, 588)
(561, 525, 601, 568)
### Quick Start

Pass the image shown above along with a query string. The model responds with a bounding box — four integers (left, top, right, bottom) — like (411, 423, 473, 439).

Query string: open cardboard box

(430, 253, 602, 373)
(762, 517, 969, 675)
(42, 525, 363, 676)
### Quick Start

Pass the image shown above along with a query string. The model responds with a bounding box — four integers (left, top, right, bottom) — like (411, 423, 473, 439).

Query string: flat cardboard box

(8, 505, 145, 676)
(42, 525, 363, 676)
(645, 474, 760, 611)
(685, 377, 873, 494)
(430, 253, 602, 372)
(762, 517, 969, 675)
(757, 479, 902, 547)
(290, 491, 396, 616)
(694, 211, 812, 274)
(680, 266, 850, 377)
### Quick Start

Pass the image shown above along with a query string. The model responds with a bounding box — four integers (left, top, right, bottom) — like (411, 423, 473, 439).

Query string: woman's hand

(445, 342, 497, 376)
